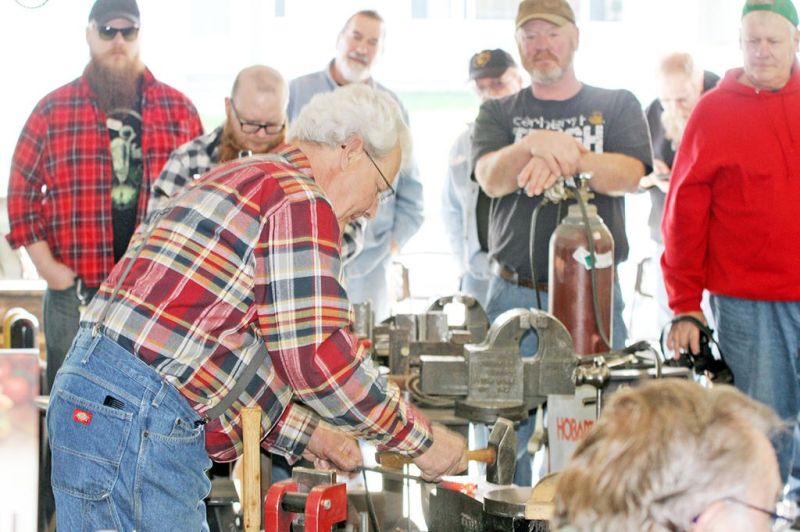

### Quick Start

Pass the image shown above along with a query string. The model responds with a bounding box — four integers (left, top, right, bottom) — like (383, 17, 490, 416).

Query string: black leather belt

(491, 261, 548, 292)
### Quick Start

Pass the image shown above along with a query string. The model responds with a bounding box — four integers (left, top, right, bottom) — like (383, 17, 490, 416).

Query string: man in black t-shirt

(471, 0, 652, 485)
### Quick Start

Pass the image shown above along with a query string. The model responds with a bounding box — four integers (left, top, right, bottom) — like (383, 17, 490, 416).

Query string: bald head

(225, 65, 289, 154)
(230, 65, 288, 110)
(658, 52, 703, 87)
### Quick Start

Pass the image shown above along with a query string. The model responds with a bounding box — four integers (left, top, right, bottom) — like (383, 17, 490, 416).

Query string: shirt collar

(272, 143, 312, 176)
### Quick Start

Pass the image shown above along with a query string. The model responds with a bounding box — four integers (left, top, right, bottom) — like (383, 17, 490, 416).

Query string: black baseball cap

(469, 49, 517, 80)
(89, 0, 140, 27)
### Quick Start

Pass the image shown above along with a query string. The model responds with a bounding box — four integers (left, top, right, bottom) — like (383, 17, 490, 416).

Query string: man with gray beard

(6, 1, 201, 524)
(641, 53, 718, 327)
(287, 10, 424, 323)
(472, 0, 652, 485)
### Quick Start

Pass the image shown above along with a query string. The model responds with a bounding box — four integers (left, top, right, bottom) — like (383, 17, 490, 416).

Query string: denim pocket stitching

(59, 366, 141, 407)
(146, 420, 203, 444)
(49, 390, 134, 500)
(49, 390, 133, 465)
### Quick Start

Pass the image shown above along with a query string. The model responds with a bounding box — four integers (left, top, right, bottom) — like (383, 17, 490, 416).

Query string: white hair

(287, 84, 412, 168)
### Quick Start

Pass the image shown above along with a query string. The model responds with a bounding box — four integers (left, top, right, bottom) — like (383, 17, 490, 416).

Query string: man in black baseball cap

(442, 49, 521, 311)
(88, 0, 140, 27)
(468, 49, 521, 100)
(7, 0, 202, 528)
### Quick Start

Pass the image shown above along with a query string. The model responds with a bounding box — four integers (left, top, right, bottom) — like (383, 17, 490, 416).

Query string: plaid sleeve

(6, 103, 49, 249)
(259, 195, 433, 456)
(262, 402, 320, 463)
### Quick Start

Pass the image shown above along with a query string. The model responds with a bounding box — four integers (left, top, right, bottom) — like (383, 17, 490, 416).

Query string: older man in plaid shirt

(46, 84, 468, 531)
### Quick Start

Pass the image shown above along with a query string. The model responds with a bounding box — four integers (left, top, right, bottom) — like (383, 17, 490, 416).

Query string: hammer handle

(241, 407, 262, 532)
(377, 447, 497, 468)
(467, 447, 497, 464)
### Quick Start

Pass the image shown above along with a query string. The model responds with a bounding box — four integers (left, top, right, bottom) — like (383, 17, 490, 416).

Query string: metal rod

(362, 466, 382, 532)
(360, 466, 429, 483)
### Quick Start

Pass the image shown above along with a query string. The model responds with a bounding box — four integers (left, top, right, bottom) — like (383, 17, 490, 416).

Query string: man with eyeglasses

(288, 9, 425, 323)
(441, 49, 523, 309)
(46, 83, 468, 531)
(553, 379, 794, 531)
(148, 65, 287, 215)
(6, 0, 201, 526)
(149, 64, 371, 490)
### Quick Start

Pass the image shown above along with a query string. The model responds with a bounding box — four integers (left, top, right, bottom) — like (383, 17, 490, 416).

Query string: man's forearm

(289, 333, 433, 456)
(25, 240, 75, 289)
(474, 143, 532, 198)
(262, 402, 320, 462)
(580, 152, 645, 196)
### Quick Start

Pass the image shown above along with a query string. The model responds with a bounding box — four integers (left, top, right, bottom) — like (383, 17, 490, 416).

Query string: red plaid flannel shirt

(89, 147, 434, 461)
(6, 67, 203, 287)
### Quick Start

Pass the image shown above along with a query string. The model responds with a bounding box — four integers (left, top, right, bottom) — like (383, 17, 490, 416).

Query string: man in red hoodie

(663, 0, 800, 485)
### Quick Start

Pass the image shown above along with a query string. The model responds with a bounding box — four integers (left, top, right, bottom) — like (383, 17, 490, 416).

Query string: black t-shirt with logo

(472, 85, 653, 282)
(107, 107, 143, 262)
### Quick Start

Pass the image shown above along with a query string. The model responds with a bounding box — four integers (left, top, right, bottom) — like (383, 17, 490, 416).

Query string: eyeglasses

(97, 25, 139, 42)
(363, 149, 396, 204)
(230, 101, 286, 135)
(693, 497, 798, 531)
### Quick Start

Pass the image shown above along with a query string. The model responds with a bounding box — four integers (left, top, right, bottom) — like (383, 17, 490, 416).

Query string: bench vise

(418, 308, 579, 423)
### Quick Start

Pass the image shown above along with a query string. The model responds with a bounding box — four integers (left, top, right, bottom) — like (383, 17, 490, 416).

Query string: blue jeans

(485, 274, 627, 485)
(48, 328, 212, 531)
(460, 272, 490, 310)
(711, 295, 800, 483)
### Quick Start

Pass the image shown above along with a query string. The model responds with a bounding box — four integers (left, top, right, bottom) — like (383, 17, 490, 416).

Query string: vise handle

(377, 448, 496, 469)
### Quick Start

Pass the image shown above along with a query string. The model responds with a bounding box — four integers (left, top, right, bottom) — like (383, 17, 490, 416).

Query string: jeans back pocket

(48, 388, 133, 500)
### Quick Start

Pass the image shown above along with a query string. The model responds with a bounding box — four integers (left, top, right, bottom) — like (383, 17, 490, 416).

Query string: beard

(218, 125, 285, 164)
(337, 53, 372, 83)
(86, 53, 144, 112)
(661, 108, 689, 146)
(526, 50, 572, 86)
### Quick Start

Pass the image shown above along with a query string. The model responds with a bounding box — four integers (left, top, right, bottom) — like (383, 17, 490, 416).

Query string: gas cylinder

(548, 203, 613, 356)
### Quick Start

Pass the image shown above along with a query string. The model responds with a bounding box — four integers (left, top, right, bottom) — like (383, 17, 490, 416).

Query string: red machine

(549, 202, 614, 356)
(264, 473, 347, 532)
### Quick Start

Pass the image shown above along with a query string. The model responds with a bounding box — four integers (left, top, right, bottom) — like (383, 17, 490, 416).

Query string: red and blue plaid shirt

(6, 67, 203, 287)
(84, 145, 433, 462)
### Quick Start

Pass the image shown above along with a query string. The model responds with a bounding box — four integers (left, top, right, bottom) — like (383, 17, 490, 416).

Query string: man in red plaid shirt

(46, 83, 468, 531)
(5, 0, 202, 395)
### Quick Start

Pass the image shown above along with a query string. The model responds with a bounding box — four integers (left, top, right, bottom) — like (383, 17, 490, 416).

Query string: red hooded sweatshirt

(661, 65, 800, 314)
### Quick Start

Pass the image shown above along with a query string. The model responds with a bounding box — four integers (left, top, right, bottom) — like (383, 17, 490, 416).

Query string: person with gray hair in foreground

(553, 380, 793, 532)
(46, 83, 468, 531)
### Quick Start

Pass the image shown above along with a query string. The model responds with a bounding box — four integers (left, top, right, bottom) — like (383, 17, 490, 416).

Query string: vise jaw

(419, 308, 578, 424)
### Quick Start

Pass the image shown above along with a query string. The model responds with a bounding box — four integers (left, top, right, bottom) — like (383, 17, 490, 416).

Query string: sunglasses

(97, 25, 139, 42)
